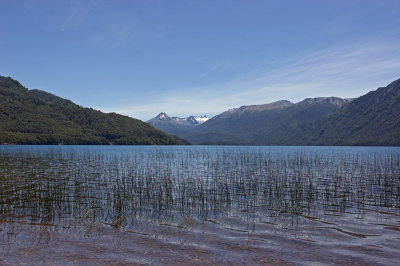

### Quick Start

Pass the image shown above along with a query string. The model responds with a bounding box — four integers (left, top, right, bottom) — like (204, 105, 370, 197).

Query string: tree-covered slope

(183, 78, 400, 146)
(252, 97, 352, 145)
(183, 98, 350, 145)
(0, 76, 189, 145)
(312, 79, 400, 146)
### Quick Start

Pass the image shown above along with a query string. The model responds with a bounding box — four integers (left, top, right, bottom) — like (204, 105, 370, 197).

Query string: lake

(0, 145, 399, 265)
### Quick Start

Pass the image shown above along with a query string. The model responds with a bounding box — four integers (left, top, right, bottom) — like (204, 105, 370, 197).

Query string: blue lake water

(0, 145, 399, 264)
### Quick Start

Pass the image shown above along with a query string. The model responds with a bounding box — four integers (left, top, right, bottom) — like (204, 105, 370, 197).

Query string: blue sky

(1, 0, 400, 120)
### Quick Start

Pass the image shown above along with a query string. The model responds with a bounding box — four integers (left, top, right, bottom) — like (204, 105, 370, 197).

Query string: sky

(1, 0, 400, 121)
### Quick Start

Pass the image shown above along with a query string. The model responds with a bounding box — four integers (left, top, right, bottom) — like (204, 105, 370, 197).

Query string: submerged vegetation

(0, 147, 399, 232)
(1, 146, 400, 264)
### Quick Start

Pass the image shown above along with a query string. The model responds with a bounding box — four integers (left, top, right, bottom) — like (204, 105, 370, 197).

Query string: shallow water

(0, 145, 399, 265)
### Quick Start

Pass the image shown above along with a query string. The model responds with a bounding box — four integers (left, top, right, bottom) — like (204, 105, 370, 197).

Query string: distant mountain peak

(148, 113, 209, 128)
(387, 78, 400, 89)
(239, 100, 294, 111)
(297, 97, 352, 107)
(156, 112, 170, 120)
(215, 100, 294, 119)
(194, 116, 209, 124)
(187, 116, 197, 123)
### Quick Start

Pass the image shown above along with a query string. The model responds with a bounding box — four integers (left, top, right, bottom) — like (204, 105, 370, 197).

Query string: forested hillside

(312, 78, 400, 146)
(183, 98, 351, 145)
(176, 78, 400, 146)
(0, 76, 189, 145)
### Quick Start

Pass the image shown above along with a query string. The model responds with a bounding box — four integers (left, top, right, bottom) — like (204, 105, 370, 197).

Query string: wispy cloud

(59, 0, 97, 31)
(99, 37, 400, 121)
(54, 1, 169, 47)
(199, 60, 242, 79)
(88, 17, 170, 48)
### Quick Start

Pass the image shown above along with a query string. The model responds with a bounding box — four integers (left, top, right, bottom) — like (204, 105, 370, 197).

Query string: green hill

(312, 78, 400, 146)
(0, 76, 189, 145)
(183, 98, 351, 145)
(170, 78, 400, 146)
(181, 78, 400, 146)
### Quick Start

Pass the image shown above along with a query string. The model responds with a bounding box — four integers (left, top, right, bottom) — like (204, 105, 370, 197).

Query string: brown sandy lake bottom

(0, 146, 399, 265)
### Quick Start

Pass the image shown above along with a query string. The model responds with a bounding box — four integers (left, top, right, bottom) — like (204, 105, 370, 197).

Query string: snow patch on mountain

(194, 116, 209, 123)
(148, 113, 209, 127)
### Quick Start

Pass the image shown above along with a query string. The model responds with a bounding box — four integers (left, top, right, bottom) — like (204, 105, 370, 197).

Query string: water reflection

(0, 146, 399, 264)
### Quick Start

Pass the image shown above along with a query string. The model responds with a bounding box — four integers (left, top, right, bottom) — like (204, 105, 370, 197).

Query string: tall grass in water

(0, 148, 399, 232)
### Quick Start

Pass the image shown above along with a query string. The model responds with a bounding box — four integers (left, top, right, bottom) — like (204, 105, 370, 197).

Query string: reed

(0, 147, 399, 234)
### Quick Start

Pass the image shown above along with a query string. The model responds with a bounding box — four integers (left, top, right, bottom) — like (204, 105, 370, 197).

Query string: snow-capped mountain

(147, 113, 209, 136)
(193, 116, 209, 123)
(148, 112, 209, 127)
(178, 97, 355, 145)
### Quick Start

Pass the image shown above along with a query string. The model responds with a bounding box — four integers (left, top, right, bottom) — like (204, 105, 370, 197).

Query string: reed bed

(0, 147, 399, 232)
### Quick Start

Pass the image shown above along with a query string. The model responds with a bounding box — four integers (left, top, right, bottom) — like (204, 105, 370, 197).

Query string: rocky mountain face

(182, 97, 353, 144)
(147, 112, 209, 136)
(216, 100, 294, 119)
(0, 76, 189, 145)
(296, 97, 353, 107)
(179, 78, 400, 146)
(148, 112, 209, 127)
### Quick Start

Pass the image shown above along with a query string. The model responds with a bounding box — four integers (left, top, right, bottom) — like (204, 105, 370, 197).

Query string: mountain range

(0, 76, 188, 145)
(147, 113, 209, 136)
(148, 78, 400, 146)
(2, 75, 399, 146)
